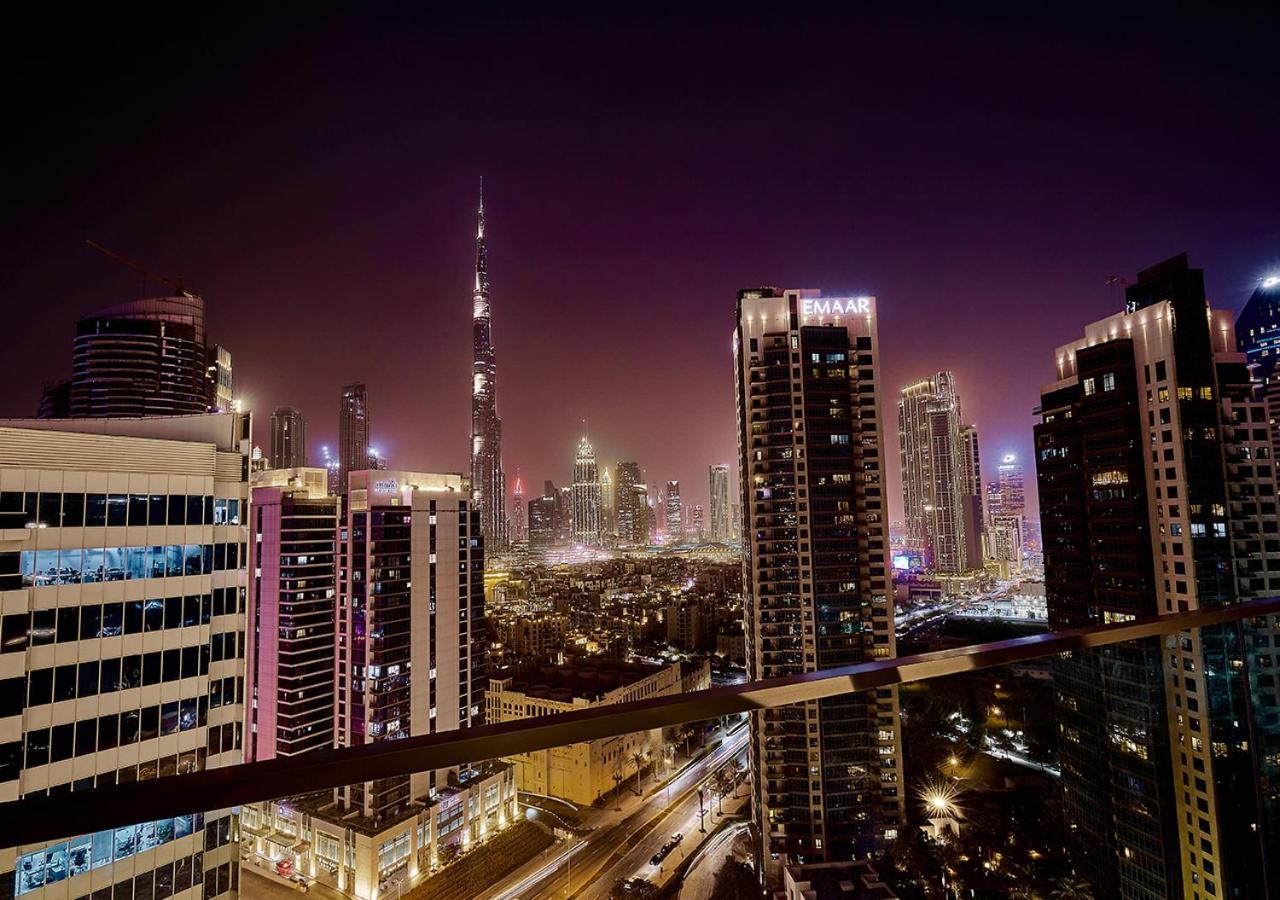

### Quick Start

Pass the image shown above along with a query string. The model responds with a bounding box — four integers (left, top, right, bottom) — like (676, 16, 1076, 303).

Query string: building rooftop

(491, 655, 667, 703)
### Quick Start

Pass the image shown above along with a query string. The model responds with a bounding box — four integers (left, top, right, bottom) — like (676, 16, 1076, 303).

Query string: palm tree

(631, 750, 647, 795)
(680, 723, 698, 759)
(1047, 877, 1094, 900)
(726, 758, 743, 797)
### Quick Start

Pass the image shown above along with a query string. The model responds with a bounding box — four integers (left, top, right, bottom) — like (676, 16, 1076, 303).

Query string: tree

(631, 750, 648, 795)
(1048, 877, 1095, 900)
(437, 842, 463, 868)
(680, 723, 698, 758)
(726, 758, 743, 797)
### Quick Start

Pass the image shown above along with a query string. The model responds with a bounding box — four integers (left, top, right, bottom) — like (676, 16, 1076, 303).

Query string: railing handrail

(4, 595, 1278, 848)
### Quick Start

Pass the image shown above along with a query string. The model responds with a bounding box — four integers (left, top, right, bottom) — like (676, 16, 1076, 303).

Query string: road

(489, 723, 749, 900)
(678, 821, 750, 900)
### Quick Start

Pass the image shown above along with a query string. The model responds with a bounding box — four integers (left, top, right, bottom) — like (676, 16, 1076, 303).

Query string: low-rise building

(487, 656, 707, 805)
(781, 860, 898, 900)
(241, 762, 516, 898)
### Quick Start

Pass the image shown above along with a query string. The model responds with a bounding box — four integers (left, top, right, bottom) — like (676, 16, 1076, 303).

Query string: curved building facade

(69, 296, 209, 417)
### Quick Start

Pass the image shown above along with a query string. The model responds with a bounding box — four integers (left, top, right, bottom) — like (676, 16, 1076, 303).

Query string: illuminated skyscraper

(735, 288, 902, 878)
(600, 466, 615, 538)
(1235, 273, 1280, 456)
(338, 382, 368, 494)
(990, 453, 1025, 520)
(205, 344, 234, 413)
(571, 436, 602, 546)
(246, 484, 337, 761)
(689, 504, 705, 541)
(709, 463, 731, 543)
(269, 406, 307, 469)
(510, 474, 528, 543)
(664, 480, 682, 542)
(2, 412, 250, 900)
(528, 482, 559, 553)
(42, 295, 223, 419)
(1037, 254, 1280, 897)
(958, 424, 985, 569)
(898, 372, 973, 573)
(470, 179, 508, 549)
(614, 461, 648, 545)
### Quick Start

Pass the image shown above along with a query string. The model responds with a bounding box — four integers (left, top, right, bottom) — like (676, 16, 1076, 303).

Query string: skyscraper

(1036, 254, 1280, 897)
(958, 424, 985, 569)
(1234, 273, 1280, 456)
(614, 461, 648, 545)
(334, 470, 491, 821)
(600, 466, 615, 538)
(709, 463, 731, 543)
(898, 372, 973, 573)
(571, 436, 602, 546)
(42, 295, 223, 419)
(510, 474, 528, 543)
(470, 179, 507, 549)
(242, 469, 516, 894)
(990, 453, 1026, 520)
(246, 484, 337, 761)
(664, 480, 682, 542)
(689, 504, 705, 541)
(735, 288, 902, 879)
(338, 382, 368, 494)
(204, 344, 234, 413)
(3, 411, 250, 900)
(270, 406, 307, 469)
(528, 485, 559, 554)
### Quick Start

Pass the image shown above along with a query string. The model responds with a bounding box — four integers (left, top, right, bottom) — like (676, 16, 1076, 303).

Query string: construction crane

(85, 239, 198, 298)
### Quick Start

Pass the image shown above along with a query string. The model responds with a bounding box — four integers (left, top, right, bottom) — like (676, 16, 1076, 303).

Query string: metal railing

(4, 595, 1278, 848)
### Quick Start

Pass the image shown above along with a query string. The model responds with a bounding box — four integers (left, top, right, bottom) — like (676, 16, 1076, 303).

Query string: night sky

(4, 7, 1279, 521)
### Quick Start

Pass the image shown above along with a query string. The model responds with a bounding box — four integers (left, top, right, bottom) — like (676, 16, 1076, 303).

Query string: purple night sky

(4, 8, 1278, 521)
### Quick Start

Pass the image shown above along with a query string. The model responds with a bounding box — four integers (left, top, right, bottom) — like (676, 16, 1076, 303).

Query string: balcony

(4, 596, 1280, 899)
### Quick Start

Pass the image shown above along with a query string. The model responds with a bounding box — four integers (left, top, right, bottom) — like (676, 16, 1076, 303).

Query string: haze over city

(6, 8, 1279, 520)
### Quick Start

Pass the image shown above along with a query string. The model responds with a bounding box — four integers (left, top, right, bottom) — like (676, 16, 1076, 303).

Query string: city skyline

(6, 10, 1279, 522)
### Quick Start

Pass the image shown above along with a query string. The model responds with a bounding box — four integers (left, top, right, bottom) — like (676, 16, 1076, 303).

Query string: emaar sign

(801, 296, 872, 317)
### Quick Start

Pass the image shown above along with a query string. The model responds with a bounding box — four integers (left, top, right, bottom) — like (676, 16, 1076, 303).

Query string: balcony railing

(4, 594, 1278, 849)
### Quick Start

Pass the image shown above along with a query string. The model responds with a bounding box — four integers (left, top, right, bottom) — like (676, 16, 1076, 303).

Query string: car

(671, 831, 684, 846)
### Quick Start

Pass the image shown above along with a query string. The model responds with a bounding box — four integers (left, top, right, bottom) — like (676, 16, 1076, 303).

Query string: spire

(474, 176, 489, 299)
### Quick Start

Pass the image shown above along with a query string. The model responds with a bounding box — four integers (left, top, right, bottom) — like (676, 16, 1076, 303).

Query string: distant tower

(600, 467, 616, 537)
(898, 372, 970, 573)
(338, 382, 368, 493)
(470, 178, 508, 550)
(708, 464, 731, 542)
(571, 437, 602, 546)
(511, 474, 528, 543)
(958, 425, 985, 569)
(664, 480, 683, 542)
(270, 406, 307, 469)
(615, 462, 647, 545)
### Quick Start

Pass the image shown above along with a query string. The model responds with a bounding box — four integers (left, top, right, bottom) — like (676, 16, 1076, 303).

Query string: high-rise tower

(270, 406, 307, 470)
(471, 178, 507, 550)
(709, 463, 731, 543)
(898, 372, 973, 573)
(735, 288, 902, 880)
(1037, 254, 1280, 897)
(571, 437, 602, 546)
(338, 382, 368, 493)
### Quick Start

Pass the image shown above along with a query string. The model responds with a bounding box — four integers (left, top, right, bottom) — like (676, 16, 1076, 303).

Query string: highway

(490, 722, 749, 900)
